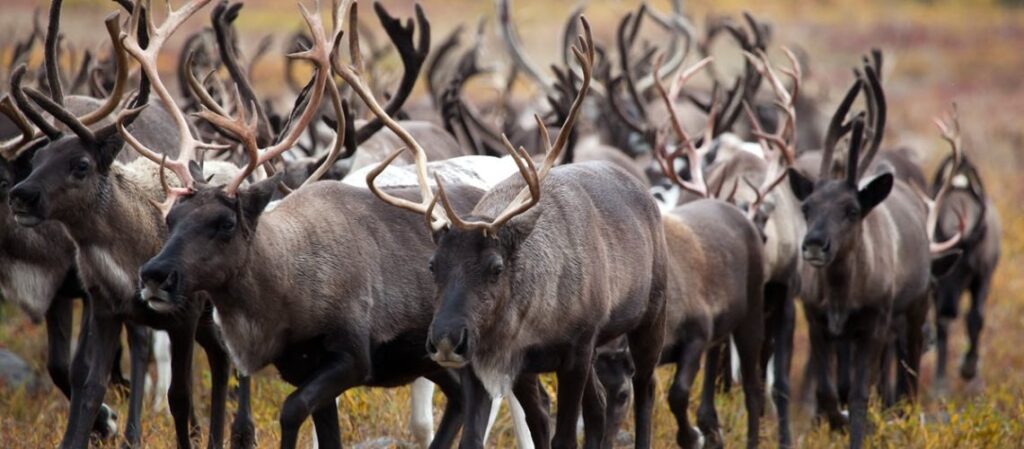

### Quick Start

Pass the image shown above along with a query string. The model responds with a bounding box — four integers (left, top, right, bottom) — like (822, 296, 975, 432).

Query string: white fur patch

(212, 306, 268, 376)
(152, 331, 171, 413)
(83, 247, 135, 299)
(409, 378, 436, 447)
(475, 363, 514, 399)
(952, 174, 969, 188)
(1, 261, 59, 320)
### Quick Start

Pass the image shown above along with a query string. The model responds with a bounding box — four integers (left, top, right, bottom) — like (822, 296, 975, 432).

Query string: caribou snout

(8, 182, 46, 227)
(801, 234, 832, 267)
(426, 326, 469, 368)
(139, 259, 183, 312)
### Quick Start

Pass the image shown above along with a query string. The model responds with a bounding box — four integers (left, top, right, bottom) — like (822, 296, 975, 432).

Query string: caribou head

(787, 60, 886, 270)
(138, 0, 340, 306)
(8, 9, 131, 228)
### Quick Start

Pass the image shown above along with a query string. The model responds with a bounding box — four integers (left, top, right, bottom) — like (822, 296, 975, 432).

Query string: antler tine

(922, 104, 964, 253)
(0, 95, 37, 158)
(820, 78, 863, 179)
(218, 0, 337, 197)
(855, 63, 886, 175)
(652, 53, 713, 197)
(616, 7, 649, 122)
(119, 0, 218, 196)
(79, 14, 129, 126)
(300, 71, 345, 188)
(338, 3, 447, 230)
(636, 0, 693, 91)
(496, 0, 557, 96)
(437, 16, 594, 236)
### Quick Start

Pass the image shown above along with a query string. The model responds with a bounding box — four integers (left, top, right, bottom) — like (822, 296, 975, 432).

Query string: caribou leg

(410, 378, 437, 448)
(123, 323, 153, 447)
(736, 321, 765, 449)
(44, 294, 75, 401)
(196, 313, 231, 449)
(310, 400, 342, 449)
(424, 369, 464, 449)
(458, 368, 493, 449)
(667, 332, 707, 449)
(807, 314, 846, 431)
(934, 272, 967, 390)
(696, 344, 724, 449)
(962, 273, 992, 381)
(848, 317, 884, 449)
(230, 375, 256, 449)
(551, 337, 597, 449)
(512, 373, 551, 449)
(764, 281, 796, 449)
(278, 347, 370, 449)
(60, 300, 123, 449)
(581, 366, 607, 449)
(899, 297, 928, 403)
(628, 293, 667, 449)
(168, 322, 201, 449)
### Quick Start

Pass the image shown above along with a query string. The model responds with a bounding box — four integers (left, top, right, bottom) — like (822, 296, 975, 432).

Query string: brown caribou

(134, 3, 510, 449)
(370, 18, 668, 449)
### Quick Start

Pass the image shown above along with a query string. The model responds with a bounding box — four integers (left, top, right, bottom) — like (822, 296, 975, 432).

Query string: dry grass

(2, 0, 1024, 448)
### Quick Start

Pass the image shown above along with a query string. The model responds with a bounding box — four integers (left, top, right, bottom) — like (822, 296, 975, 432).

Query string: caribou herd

(0, 1, 1001, 449)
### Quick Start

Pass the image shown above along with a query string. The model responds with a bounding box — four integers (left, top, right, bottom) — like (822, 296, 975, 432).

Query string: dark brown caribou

(921, 107, 1000, 392)
(7, 1, 256, 448)
(785, 59, 959, 449)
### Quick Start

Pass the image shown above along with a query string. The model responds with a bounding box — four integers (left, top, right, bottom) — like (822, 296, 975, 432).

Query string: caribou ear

(788, 168, 814, 201)
(239, 172, 282, 226)
(931, 249, 962, 279)
(93, 128, 125, 173)
(188, 161, 206, 186)
(856, 172, 893, 215)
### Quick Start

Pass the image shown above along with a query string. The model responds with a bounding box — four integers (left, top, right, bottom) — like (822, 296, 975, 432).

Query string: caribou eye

(428, 256, 435, 273)
(489, 258, 504, 278)
(800, 204, 810, 215)
(71, 158, 90, 178)
(0, 180, 8, 190)
(218, 219, 236, 233)
(845, 206, 859, 220)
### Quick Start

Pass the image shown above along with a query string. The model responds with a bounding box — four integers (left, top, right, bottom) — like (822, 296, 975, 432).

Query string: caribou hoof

(677, 426, 703, 449)
(701, 428, 724, 449)
(91, 404, 119, 439)
(960, 353, 979, 380)
(230, 416, 257, 449)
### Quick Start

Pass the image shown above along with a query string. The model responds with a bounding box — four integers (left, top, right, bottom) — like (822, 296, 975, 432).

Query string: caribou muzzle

(139, 259, 185, 313)
(8, 182, 46, 227)
(426, 326, 470, 369)
(801, 234, 832, 267)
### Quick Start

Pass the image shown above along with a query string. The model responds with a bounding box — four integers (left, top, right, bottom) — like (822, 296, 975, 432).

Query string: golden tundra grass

(2, 0, 1024, 447)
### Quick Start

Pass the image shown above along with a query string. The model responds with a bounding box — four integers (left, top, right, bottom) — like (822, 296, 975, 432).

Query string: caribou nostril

(453, 328, 469, 357)
(425, 338, 438, 356)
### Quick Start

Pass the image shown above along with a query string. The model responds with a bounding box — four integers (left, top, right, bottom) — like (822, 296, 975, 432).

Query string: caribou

(7, 1, 257, 448)
(132, 3, 532, 449)
(370, 18, 669, 449)
(786, 58, 960, 449)
(922, 108, 1000, 392)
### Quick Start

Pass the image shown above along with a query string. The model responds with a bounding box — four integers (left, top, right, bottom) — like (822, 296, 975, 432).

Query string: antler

(116, 0, 225, 215)
(206, 0, 341, 197)
(652, 55, 713, 198)
(914, 105, 964, 254)
(496, 0, 557, 96)
(434, 16, 595, 237)
(740, 47, 801, 218)
(0, 13, 129, 157)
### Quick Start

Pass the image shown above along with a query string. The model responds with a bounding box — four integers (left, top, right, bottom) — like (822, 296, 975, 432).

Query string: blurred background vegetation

(1, 0, 1023, 447)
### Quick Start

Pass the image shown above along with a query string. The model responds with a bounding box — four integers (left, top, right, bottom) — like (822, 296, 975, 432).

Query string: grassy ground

(2, 0, 1024, 448)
